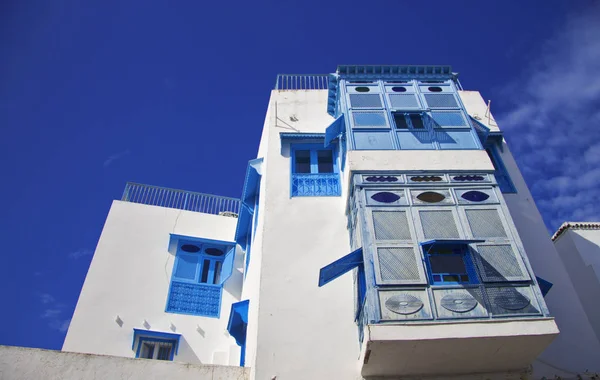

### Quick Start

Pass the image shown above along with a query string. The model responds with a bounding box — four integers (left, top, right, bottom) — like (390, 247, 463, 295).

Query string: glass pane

(213, 261, 222, 284)
(429, 255, 467, 274)
(442, 274, 460, 282)
(410, 114, 425, 129)
(200, 259, 210, 283)
(317, 150, 334, 173)
(157, 344, 172, 360)
(393, 113, 408, 129)
(141, 342, 155, 359)
(295, 150, 311, 173)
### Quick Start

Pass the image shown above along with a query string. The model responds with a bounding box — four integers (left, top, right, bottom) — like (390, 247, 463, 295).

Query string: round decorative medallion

(494, 290, 531, 311)
(416, 191, 446, 203)
(371, 192, 401, 203)
(440, 294, 478, 313)
(461, 190, 490, 202)
(385, 294, 424, 315)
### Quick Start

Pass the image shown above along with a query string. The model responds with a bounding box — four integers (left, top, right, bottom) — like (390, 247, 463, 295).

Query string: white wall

(62, 201, 244, 366)
(248, 90, 362, 380)
(459, 91, 600, 376)
(555, 228, 600, 347)
(0, 346, 248, 380)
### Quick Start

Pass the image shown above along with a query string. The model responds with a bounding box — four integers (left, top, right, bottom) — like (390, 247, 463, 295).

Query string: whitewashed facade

(60, 66, 600, 379)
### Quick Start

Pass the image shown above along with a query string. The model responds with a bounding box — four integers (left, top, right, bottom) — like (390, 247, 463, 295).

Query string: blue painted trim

(165, 283, 222, 318)
(536, 276, 553, 297)
(318, 248, 364, 287)
(280, 132, 327, 140)
(469, 116, 490, 144)
(169, 234, 236, 248)
(419, 239, 485, 247)
(132, 328, 181, 358)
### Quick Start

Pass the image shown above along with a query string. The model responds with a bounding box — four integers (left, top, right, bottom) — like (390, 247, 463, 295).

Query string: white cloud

(41, 309, 61, 319)
(103, 149, 130, 168)
(49, 319, 71, 333)
(496, 4, 600, 232)
(68, 249, 93, 259)
(39, 293, 55, 304)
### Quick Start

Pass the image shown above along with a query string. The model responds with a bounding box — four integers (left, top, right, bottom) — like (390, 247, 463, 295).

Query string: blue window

(421, 240, 483, 285)
(133, 329, 180, 361)
(291, 144, 340, 197)
(486, 144, 517, 193)
(166, 237, 235, 318)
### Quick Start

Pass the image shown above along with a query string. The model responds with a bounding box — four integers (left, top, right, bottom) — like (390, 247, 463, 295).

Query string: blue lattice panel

(292, 173, 341, 196)
(166, 281, 222, 317)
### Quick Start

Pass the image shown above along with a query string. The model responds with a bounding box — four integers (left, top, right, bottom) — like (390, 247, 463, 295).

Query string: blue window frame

(166, 237, 235, 318)
(421, 240, 482, 285)
(486, 144, 517, 193)
(133, 329, 180, 361)
(291, 144, 340, 197)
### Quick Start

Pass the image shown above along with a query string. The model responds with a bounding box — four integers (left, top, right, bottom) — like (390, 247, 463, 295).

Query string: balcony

(121, 182, 240, 216)
(357, 287, 559, 377)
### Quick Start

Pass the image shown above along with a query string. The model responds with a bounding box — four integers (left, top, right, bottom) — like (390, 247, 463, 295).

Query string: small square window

(294, 150, 311, 173)
(138, 339, 175, 361)
(424, 245, 477, 285)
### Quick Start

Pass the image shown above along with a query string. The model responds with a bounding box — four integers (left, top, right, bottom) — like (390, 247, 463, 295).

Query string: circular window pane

(391, 86, 407, 92)
(181, 244, 201, 253)
(205, 248, 225, 256)
(355, 87, 370, 92)
(416, 191, 446, 203)
(428, 86, 443, 92)
(461, 191, 490, 202)
(371, 192, 401, 203)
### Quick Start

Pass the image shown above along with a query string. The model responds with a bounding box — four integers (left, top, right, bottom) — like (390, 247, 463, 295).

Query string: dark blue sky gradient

(0, 0, 594, 350)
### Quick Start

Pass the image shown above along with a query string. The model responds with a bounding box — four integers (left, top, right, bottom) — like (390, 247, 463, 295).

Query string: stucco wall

(0, 346, 248, 380)
(555, 229, 600, 346)
(62, 201, 243, 366)
(249, 90, 361, 380)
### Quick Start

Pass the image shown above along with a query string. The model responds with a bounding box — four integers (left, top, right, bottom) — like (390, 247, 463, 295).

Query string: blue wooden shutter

(324, 115, 344, 148)
(173, 254, 199, 281)
(218, 246, 236, 285)
(319, 248, 363, 287)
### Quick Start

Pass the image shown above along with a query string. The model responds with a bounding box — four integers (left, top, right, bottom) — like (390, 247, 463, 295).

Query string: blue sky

(1, 0, 598, 350)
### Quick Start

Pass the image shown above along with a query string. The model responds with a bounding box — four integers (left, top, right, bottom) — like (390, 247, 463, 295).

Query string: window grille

(419, 210, 460, 239)
(474, 244, 529, 282)
(376, 247, 424, 284)
(465, 209, 508, 238)
(423, 94, 459, 108)
(372, 210, 411, 241)
(352, 111, 388, 128)
(349, 94, 382, 108)
(389, 94, 420, 109)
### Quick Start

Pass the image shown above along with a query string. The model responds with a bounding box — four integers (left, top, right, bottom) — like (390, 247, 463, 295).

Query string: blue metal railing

(121, 182, 240, 216)
(275, 74, 329, 90)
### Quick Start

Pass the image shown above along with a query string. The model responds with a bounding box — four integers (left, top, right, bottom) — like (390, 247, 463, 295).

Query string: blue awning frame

(318, 248, 364, 287)
(234, 158, 263, 248)
(132, 328, 181, 354)
(419, 239, 485, 254)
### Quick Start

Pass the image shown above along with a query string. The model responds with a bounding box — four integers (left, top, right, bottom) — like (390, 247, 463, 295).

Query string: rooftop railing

(275, 74, 329, 90)
(121, 182, 240, 216)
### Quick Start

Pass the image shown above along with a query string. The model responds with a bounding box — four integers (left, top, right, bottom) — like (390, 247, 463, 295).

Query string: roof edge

(552, 222, 600, 241)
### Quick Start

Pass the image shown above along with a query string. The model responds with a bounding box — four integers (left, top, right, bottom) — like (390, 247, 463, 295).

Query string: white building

(57, 66, 600, 380)
(552, 223, 600, 350)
